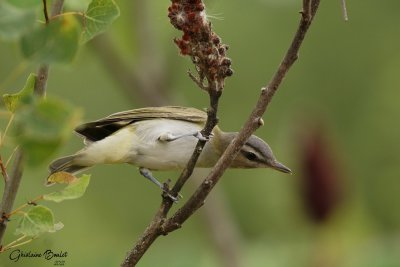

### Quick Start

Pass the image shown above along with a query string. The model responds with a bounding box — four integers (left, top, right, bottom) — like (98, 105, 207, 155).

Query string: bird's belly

(130, 138, 198, 170)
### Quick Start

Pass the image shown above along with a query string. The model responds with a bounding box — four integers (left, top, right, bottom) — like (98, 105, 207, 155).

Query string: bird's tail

(48, 154, 90, 184)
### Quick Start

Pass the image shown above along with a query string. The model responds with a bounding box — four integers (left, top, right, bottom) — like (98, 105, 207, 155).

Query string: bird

(48, 106, 291, 200)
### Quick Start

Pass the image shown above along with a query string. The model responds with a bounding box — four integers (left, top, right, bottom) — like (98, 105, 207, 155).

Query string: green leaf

(81, 0, 120, 43)
(14, 98, 81, 166)
(15, 205, 63, 237)
(20, 16, 81, 64)
(44, 174, 91, 203)
(0, 1, 36, 40)
(2, 73, 36, 113)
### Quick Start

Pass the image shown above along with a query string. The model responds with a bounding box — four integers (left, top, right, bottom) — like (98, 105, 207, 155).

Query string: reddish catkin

(167, 0, 233, 89)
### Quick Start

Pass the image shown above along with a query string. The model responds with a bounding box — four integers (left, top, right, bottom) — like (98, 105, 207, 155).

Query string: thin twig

(0, 195, 44, 223)
(0, 235, 27, 252)
(42, 0, 49, 24)
(1, 235, 36, 252)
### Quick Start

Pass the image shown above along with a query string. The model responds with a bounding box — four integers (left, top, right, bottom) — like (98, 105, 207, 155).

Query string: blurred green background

(1, 0, 400, 266)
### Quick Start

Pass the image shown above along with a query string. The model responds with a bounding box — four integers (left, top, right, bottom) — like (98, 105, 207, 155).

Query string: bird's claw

(194, 131, 213, 141)
(162, 179, 183, 203)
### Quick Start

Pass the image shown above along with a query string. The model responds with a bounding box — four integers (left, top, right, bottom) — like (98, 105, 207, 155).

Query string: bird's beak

(270, 161, 292, 174)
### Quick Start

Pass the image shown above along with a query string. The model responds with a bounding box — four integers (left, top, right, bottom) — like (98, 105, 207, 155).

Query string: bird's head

(219, 132, 291, 173)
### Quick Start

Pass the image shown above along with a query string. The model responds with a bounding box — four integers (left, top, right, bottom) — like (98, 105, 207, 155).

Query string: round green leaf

(15, 205, 61, 237)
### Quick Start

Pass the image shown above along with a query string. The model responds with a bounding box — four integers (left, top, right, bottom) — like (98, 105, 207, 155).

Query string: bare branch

(0, 150, 24, 244)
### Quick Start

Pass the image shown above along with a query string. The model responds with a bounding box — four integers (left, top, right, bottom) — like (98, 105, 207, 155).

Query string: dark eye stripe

(243, 151, 257, 161)
(241, 150, 263, 163)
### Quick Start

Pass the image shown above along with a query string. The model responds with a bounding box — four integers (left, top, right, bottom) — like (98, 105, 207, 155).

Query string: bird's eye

(244, 151, 258, 161)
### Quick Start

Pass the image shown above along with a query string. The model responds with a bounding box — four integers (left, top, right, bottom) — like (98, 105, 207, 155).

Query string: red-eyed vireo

(49, 106, 291, 199)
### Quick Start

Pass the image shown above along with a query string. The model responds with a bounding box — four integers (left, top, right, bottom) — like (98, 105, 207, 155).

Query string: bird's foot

(139, 168, 182, 203)
(161, 179, 183, 203)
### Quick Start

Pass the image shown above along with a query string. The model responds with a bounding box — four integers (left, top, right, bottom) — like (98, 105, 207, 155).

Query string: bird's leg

(158, 131, 211, 142)
(139, 167, 181, 202)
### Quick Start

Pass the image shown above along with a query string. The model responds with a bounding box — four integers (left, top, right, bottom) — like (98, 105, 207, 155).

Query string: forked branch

(121, 1, 321, 266)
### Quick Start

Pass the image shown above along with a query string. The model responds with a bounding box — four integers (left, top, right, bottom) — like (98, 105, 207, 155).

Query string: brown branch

(121, 0, 321, 265)
(0, 0, 65, 248)
(0, 150, 24, 245)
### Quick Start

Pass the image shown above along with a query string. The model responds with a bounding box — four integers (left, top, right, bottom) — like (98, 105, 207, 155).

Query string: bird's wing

(75, 106, 207, 142)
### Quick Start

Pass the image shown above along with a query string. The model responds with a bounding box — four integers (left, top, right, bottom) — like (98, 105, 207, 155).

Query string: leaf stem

(1, 235, 36, 252)
(50, 11, 85, 21)
(1, 195, 44, 222)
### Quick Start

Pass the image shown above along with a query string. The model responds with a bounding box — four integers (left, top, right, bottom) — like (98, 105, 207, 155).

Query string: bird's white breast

(130, 119, 204, 170)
